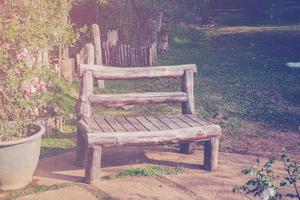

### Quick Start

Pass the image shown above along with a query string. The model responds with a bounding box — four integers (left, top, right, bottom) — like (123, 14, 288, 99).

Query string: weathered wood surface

(107, 29, 118, 46)
(60, 58, 74, 82)
(204, 138, 219, 171)
(179, 143, 196, 154)
(79, 44, 94, 118)
(102, 42, 153, 67)
(76, 63, 222, 183)
(75, 120, 89, 167)
(78, 115, 221, 147)
(182, 70, 195, 114)
(90, 24, 105, 89)
(80, 64, 197, 80)
(90, 24, 103, 65)
(85, 124, 221, 147)
(85, 145, 102, 184)
(179, 69, 197, 155)
(80, 115, 217, 133)
(89, 92, 188, 108)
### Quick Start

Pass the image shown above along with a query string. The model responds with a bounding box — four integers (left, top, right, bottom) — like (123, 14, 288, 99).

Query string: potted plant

(0, 53, 76, 191)
(0, 62, 73, 190)
(0, 1, 77, 190)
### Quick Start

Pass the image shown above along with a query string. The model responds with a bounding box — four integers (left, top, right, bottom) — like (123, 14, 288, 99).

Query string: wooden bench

(76, 64, 222, 184)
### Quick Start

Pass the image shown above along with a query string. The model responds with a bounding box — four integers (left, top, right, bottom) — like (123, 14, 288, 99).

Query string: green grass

(170, 25, 300, 132)
(95, 24, 300, 135)
(6, 183, 71, 200)
(40, 122, 76, 158)
(105, 166, 185, 180)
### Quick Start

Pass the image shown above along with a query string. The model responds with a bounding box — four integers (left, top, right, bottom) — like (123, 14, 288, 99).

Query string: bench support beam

(180, 69, 196, 154)
(179, 142, 196, 154)
(75, 129, 86, 167)
(204, 138, 219, 171)
(85, 146, 102, 184)
(181, 70, 195, 114)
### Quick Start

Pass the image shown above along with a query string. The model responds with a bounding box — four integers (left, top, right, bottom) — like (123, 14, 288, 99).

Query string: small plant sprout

(280, 149, 300, 200)
(233, 158, 282, 200)
(234, 150, 300, 200)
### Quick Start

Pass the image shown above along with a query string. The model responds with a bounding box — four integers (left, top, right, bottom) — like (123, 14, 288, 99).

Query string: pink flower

(3, 43, 10, 49)
(30, 85, 37, 94)
(31, 107, 39, 117)
(21, 77, 48, 98)
(21, 80, 35, 98)
(14, 67, 24, 77)
(0, 84, 4, 93)
(16, 48, 29, 61)
(36, 81, 47, 91)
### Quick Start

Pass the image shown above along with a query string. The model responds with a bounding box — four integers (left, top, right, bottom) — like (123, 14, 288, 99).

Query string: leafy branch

(234, 149, 300, 200)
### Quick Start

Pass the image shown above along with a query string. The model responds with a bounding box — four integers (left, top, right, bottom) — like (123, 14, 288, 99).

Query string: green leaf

(246, 180, 257, 186)
(280, 180, 287, 187)
(241, 169, 251, 175)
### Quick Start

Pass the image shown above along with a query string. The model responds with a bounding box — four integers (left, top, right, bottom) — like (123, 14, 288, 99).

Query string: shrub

(0, 0, 77, 141)
(234, 149, 300, 200)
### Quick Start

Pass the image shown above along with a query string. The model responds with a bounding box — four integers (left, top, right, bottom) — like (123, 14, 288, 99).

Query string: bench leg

(85, 146, 102, 184)
(179, 142, 196, 154)
(204, 138, 219, 171)
(75, 129, 86, 167)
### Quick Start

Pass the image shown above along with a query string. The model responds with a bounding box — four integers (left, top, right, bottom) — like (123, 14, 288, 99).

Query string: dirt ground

(220, 121, 300, 160)
(1, 146, 294, 200)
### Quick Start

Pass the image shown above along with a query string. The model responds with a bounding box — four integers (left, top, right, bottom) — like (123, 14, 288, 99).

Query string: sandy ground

(0, 146, 288, 200)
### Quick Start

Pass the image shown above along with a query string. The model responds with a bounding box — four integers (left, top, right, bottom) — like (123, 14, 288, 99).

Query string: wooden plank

(120, 44, 124, 67)
(79, 43, 94, 118)
(76, 120, 90, 167)
(87, 126, 222, 146)
(131, 48, 137, 67)
(95, 117, 115, 133)
(143, 47, 147, 67)
(128, 45, 132, 67)
(179, 143, 196, 154)
(105, 118, 127, 132)
(125, 117, 148, 131)
(145, 116, 169, 131)
(90, 24, 103, 65)
(177, 115, 200, 127)
(185, 115, 210, 125)
(166, 115, 191, 128)
(80, 64, 197, 80)
(89, 92, 187, 108)
(204, 138, 219, 171)
(117, 44, 121, 66)
(85, 146, 101, 184)
(84, 118, 103, 133)
(116, 117, 138, 132)
(106, 43, 110, 65)
(90, 24, 105, 89)
(125, 44, 128, 67)
(136, 117, 160, 131)
(181, 70, 195, 114)
(156, 116, 181, 129)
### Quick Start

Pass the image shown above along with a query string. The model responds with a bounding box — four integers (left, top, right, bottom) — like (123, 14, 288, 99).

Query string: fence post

(90, 24, 105, 89)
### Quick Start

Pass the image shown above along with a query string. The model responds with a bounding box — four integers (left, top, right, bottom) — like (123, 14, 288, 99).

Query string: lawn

(42, 23, 300, 159)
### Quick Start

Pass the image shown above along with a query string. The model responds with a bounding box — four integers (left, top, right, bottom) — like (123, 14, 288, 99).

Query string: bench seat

(79, 115, 221, 147)
(77, 114, 221, 184)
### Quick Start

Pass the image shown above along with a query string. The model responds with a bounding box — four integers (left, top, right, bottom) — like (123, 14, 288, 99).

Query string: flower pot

(0, 124, 45, 191)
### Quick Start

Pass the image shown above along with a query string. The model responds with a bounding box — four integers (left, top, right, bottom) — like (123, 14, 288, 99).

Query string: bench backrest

(78, 64, 197, 118)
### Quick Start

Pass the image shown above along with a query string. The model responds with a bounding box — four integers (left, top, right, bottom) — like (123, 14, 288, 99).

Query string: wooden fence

(102, 42, 157, 67)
